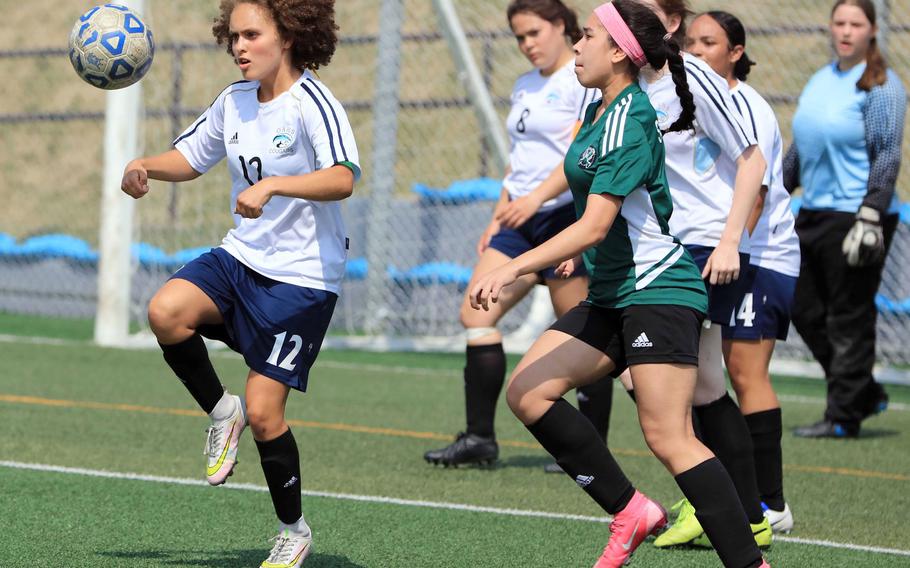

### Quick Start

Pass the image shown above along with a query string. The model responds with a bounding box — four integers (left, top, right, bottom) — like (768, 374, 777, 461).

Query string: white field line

(0, 334, 907, 410)
(2, 460, 910, 558)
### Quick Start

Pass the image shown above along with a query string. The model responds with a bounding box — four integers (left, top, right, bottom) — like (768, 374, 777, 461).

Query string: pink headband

(594, 2, 647, 68)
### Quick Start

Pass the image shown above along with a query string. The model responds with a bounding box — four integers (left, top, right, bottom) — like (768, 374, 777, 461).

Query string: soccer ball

(68, 4, 155, 90)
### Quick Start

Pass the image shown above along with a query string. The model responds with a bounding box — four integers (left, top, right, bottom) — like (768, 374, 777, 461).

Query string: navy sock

(526, 399, 634, 514)
(464, 343, 506, 437)
(694, 394, 765, 524)
(675, 458, 764, 568)
(744, 408, 785, 510)
(256, 428, 302, 525)
(159, 334, 224, 414)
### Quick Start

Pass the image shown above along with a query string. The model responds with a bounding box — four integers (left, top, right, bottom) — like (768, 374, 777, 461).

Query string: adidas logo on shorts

(631, 332, 653, 348)
(575, 474, 595, 488)
(229, 132, 239, 144)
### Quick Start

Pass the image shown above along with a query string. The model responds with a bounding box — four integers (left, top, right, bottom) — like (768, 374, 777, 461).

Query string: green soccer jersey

(564, 83, 707, 312)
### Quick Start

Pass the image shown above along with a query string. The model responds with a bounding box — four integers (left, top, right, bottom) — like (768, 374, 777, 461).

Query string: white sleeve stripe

(615, 95, 632, 149)
(303, 77, 351, 162)
(684, 63, 754, 145)
(173, 117, 207, 146)
(602, 108, 616, 155)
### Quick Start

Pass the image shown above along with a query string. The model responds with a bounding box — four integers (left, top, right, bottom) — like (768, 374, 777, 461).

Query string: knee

(246, 404, 284, 440)
(148, 293, 184, 339)
(640, 423, 683, 464)
(505, 375, 534, 421)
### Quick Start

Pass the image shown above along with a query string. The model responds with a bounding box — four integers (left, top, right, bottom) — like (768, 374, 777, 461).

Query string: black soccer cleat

(793, 419, 859, 439)
(424, 432, 499, 467)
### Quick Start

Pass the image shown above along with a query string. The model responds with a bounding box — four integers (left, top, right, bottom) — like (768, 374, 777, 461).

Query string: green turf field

(1, 315, 909, 567)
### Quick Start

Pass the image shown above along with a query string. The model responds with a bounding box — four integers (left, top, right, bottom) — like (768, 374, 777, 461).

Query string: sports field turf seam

(1, 393, 907, 482)
(3, 460, 910, 559)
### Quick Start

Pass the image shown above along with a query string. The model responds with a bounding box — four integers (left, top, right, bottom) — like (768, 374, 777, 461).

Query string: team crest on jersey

(545, 91, 560, 105)
(270, 126, 296, 155)
(578, 145, 597, 169)
(655, 107, 672, 130)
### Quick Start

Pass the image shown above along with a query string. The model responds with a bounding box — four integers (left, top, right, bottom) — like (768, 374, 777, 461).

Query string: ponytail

(857, 36, 888, 91)
(664, 39, 696, 132)
(612, 0, 696, 132)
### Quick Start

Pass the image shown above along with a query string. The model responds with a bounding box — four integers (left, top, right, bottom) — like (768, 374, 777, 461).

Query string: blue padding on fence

(132, 242, 173, 266)
(17, 234, 99, 262)
(876, 294, 910, 314)
(0, 233, 16, 253)
(170, 246, 211, 265)
(900, 203, 910, 225)
(346, 257, 368, 280)
(412, 177, 502, 204)
(388, 262, 472, 286)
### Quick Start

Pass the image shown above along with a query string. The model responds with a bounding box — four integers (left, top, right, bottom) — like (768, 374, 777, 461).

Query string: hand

(469, 264, 520, 311)
(234, 179, 274, 219)
(702, 240, 740, 285)
(842, 206, 885, 267)
(556, 255, 582, 279)
(476, 220, 501, 256)
(496, 194, 542, 229)
(120, 159, 149, 199)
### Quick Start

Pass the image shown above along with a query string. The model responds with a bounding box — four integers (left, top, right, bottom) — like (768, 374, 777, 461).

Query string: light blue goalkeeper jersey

(791, 61, 905, 214)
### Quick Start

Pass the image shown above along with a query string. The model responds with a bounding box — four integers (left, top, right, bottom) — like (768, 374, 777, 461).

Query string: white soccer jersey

(730, 81, 800, 277)
(174, 71, 360, 294)
(639, 53, 757, 252)
(504, 59, 599, 210)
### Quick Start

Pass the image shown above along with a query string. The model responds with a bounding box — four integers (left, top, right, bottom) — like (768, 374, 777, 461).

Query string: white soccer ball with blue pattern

(68, 4, 155, 90)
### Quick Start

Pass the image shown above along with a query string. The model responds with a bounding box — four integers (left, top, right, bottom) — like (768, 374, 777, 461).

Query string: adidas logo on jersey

(631, 332, 653, 348)
(575, 474, 595, 488)
(229, 132, 239, 144)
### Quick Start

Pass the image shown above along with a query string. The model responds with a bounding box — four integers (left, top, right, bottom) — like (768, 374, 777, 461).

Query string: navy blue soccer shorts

(488, 202, 587, 280)
(171, 247, 337, 392)
(685, 244, 755, 326)
(722, 264, 797, 341)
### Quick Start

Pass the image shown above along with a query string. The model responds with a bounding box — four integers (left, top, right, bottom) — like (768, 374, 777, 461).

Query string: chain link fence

(2, 0, 910, 368)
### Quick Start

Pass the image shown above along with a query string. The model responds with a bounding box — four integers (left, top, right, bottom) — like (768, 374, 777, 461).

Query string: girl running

(470, 2, 768, 566)
(120, 1, 357, 566)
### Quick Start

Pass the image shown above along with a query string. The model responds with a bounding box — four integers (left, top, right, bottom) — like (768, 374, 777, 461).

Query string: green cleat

(653, 499, 703, 548)
(693, 517, 773, 549)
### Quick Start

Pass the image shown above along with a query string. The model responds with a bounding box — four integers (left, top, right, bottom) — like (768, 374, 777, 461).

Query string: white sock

(281, 516, 310, 536)
(209, 391, 236, 421)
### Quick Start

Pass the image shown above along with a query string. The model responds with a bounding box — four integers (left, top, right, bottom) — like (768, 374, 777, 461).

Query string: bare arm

(120, 150, 201, 198)
(703, 145, 766, 284)
(470, 193, 620, 310)
(234, 165, 355, 218)
(496, 160, 570, 228)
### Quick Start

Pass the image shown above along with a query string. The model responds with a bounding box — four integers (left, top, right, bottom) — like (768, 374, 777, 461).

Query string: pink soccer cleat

(593, 491, 667, 567)
(204, 394, 247, 485)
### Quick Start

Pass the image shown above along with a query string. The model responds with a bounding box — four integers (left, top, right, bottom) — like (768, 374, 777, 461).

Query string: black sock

(159, 334, 224, 414)
(694, 394, 764, 524)
(675, 458, 764, 568)
(526, 399, 634, 514)
(256, 428, 302, 525)
(745, 408, 785, 510)
(464, 343, 506, 438)
(577, 378, 613, 443)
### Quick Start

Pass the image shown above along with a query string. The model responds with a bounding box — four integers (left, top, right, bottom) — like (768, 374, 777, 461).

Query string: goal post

(94, 0, 145, 347)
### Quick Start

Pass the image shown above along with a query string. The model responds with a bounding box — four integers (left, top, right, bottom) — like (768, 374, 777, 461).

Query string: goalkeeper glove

(842, 206, 885, 267)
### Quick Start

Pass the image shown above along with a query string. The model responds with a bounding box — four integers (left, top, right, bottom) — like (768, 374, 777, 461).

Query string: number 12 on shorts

(729, 293, 756, 328)
(267, 331, 303, 371)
